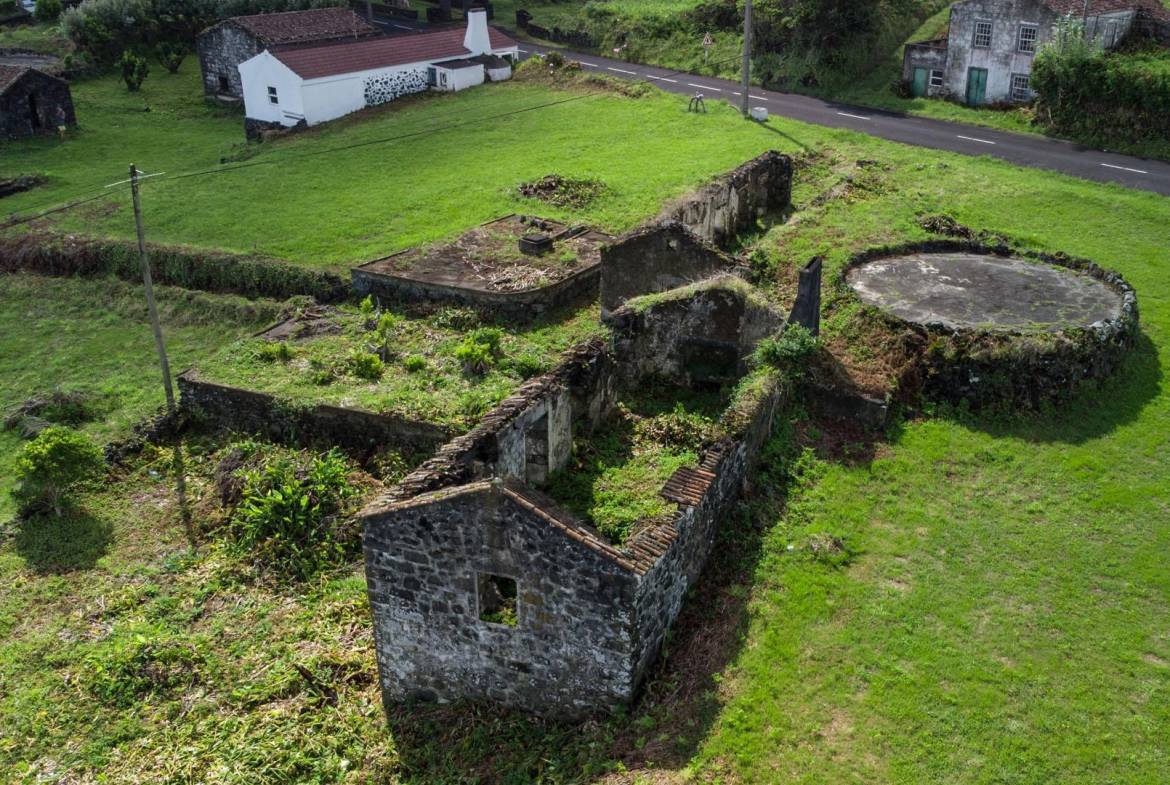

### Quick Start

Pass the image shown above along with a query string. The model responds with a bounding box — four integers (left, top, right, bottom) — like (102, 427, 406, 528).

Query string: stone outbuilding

(196, 7, 378, 100)
(0, 65, 75, 139)
(902, 0, 1170, 104)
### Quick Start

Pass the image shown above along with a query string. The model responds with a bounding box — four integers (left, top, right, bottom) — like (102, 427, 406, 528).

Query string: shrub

(155, 41, 185, 73)
(403, 355, 427, 373)
(358, 294, 375, 316)
(467, 327, 504, 354)
(455, 339, 494, 375)
(347, 351, 384, 381)
(120, 50, 149, 91)
(12, 426, 105, 516)
(34, 0, 62, 22)
(753, 325, 819, 371)
(256, 341, 293, 363)
(226, 449, 358, 580)
(432, 306, 479, 331)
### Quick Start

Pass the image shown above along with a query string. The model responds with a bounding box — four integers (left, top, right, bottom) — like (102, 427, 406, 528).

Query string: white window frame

(267, 86, 279, 105)
(973, 20, 993, 48)
(1018, 23, 1038, 53)
(929, 69, 944, 87)
(1010, 72, 1031, 101)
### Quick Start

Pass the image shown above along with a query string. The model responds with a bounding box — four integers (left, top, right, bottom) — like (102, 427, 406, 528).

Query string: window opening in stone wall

(218, 74, 230, 92)
(929, 69, 944, 87)
(1018, 24, 1038, 53)
(478, 573, 518, 626)
(973, 20, 993, 48)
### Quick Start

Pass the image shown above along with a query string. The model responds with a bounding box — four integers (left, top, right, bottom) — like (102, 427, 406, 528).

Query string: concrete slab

(846, 252, 1124, 332)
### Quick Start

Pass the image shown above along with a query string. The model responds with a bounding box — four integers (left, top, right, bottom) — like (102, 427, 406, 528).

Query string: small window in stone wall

(1018, 24, 1038, 53)
(478, 573, 518, 627)
(930, 69, 944, 87)
(267, 86, 278, 104)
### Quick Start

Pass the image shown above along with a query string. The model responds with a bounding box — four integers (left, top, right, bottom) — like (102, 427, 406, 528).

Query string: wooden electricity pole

(741, 0, 752, 117)
(129, 164, 175, 413)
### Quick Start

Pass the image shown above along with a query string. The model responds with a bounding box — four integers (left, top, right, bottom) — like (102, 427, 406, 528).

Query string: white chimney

(464, 7, 491, 55)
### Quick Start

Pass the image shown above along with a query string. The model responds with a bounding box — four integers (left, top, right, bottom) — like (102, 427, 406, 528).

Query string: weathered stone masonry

(360, 283, 789, 717)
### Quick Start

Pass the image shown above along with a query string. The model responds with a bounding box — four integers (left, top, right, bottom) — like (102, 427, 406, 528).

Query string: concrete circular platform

(846, 252, 1125, 332)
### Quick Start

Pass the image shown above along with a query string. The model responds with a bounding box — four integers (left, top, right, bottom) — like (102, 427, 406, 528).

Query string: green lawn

(0, 274, 278, 521)
(0, 70, 1169, 783)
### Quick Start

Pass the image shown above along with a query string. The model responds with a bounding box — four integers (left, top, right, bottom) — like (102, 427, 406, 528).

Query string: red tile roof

(227, 7, 377, 46)
(272, 25, 516, 79)
(1040, 0, 1170, 21)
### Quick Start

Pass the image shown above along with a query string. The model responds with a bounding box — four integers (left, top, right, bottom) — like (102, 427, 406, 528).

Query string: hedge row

(0, 233, 351, 303)
(1031, 44, 1170, 145)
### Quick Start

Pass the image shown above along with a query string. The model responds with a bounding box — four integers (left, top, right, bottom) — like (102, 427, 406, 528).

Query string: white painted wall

(435, 64, 485, 92)
(238, 51, 306, 126)
(486, 64, 512, 82)
(465, 8, 492, 55)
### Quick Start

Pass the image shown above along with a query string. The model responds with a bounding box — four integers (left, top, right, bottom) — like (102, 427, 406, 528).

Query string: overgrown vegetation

(544, 388, 728, 543)
(1032, 29, 1170, 155)
(11, 426, 105, 517)
(197, 302, 605, 429)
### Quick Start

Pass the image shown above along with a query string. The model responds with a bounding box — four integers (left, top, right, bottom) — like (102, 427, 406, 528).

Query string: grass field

(1, 65, 1168, 783)
(0, 275, 278, 522)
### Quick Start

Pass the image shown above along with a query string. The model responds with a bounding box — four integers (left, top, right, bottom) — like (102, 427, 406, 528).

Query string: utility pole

(129, 163, 192, 543)
(741, 0, 752, 117)
(129, 164, 175, 413)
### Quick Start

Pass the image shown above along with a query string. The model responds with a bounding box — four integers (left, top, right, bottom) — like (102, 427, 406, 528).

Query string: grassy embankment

(1, 56, 1168, 784)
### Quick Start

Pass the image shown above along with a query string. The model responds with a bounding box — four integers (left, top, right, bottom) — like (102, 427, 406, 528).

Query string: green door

(911, 67, 928, 97)
(965, 67, 987, 106)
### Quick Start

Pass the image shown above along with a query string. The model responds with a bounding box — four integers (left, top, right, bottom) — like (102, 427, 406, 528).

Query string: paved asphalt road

(376, 16, 1170, 197)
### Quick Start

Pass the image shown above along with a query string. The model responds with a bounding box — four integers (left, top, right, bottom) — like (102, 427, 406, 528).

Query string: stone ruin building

(357, 150, 799, 717)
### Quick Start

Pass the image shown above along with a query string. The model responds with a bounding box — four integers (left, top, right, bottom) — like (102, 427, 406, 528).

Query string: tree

(156, 41, 186, 73)
(12, 426, 105, 517)
(121, 49, 150, 91)
(34, 0, 62, 23)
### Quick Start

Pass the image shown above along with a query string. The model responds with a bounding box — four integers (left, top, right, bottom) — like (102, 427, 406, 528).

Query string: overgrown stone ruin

(360, 279, 793, 717)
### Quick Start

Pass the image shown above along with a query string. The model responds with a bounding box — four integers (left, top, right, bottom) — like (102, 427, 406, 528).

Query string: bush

(346, 351, 384, 381)
(753, 325, 819, 373)
(403, 354, 427, 373)
(256, 341, 293, 363)
(155, 41, 185, 73)
(454, 339, 494, 375)
(358, 294, 375, 316)
(120, 50, 149, 91)
(12, 426, 105, 516)
(226, 449, 358, 580)
(34, 0, 62, 22)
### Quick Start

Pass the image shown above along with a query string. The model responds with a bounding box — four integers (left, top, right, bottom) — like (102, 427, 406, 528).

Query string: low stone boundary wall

(841, 240, 1139, 410)
(351, 258, 601, 321)
(0, 234, 350, 303)
(658, 150, 793, 249)
(178, 372, 451, 454)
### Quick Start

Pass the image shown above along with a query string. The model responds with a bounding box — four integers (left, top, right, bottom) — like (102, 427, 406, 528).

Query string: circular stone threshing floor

(846, 252, 1124, 332)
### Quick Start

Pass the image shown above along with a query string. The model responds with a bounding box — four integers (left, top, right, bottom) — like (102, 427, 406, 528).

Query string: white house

(239, 9, 518, 136)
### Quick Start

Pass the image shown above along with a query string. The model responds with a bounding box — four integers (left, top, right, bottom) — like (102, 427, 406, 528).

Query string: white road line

(607, 66, 637, 75)
(391, 24, 414, 30)
(837, 111, 871, 121)
(687, 84, 722, 92)
(1101, 162, 1149, 175)
(751, 95, 769, 101)
(580, 62, 599, 68)
(646, 75, 678, 83)
(957, 134, 996, 145)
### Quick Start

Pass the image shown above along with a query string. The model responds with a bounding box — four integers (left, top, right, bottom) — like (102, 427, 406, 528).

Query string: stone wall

(197, 24, 260, 98)
(599, 222, 734, 318)
(178, 371, 451, 454)
(841, 240, 1140, 410)
(352, 259, 602, 323)
(0, 68, 74, 139)
(607, 276, 786, 387)
(657, 150, 792, 249)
